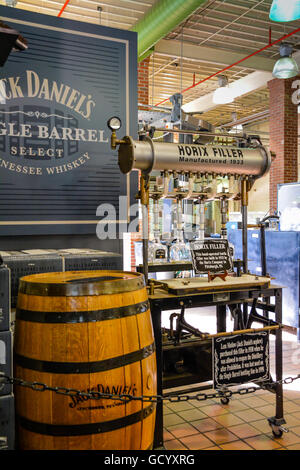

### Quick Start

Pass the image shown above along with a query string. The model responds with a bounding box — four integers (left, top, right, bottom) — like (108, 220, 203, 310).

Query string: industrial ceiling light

(212, 75, 235, 105)
(272, 42, 299, 79)
(269, 0, 300, 22)
(229, 124, 243, 134)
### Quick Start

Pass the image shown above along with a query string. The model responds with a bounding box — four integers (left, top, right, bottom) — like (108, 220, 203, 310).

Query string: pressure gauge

(107, 116, 122, 131)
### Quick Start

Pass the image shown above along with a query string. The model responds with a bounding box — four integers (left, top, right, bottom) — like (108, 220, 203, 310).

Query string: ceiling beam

(154, 38, 276, 72)
(293, 49, 300, 64)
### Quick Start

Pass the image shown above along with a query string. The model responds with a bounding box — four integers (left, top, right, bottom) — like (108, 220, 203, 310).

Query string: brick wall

(137, 56, 150, 111)
(268, 77, 299, 213)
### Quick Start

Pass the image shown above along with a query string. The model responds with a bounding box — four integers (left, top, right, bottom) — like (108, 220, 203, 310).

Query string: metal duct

(131, 0, 208, 61)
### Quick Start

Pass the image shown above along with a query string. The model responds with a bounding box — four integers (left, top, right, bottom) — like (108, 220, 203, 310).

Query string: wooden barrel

(14, 270, 156, 450)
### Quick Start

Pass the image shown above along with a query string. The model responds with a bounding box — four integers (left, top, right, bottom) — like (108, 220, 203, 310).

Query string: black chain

(2, 373, 300, 403)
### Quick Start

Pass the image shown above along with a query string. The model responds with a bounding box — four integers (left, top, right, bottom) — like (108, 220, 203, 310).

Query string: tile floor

(159, 309, 300, 451)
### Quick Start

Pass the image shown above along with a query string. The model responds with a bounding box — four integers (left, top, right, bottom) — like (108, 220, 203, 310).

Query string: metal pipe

(130, 0, 207, 60)
(142, 205, 149, 285)
(198, 198, 205, 240)
(175, 198, 183, 240)
(149, 188, 239, 201)
(260, 224, 267, 277)
(153, 197, 160, 240)
(220, 197, 228, 239)
(153, 128, 247, 140)
(151, 190, 206, 199)
(241, 209, 248, 273)
(241, 179, 248, 274)
(208, 177, 218, 201)
(162, 172, 170, 198)
(205, 324, 280, 340)
(140, 174, 150, 285)
(184, 174, 196, 199)
(221, 110, 269, 129)
(118, 138, 271, 177)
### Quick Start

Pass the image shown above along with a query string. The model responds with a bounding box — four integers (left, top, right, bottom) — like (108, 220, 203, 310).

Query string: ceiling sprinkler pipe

(155, 25, 300, 107)
(57, 0, 71, 17)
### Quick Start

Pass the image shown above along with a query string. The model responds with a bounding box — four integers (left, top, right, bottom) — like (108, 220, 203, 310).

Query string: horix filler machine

(107, 116, 271, 283)
(106, 117, 289, 443)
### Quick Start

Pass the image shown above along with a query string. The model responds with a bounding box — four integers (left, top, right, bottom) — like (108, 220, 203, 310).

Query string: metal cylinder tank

(118, 136, 271, 178)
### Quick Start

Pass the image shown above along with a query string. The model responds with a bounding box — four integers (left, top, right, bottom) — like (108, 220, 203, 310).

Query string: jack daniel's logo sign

(0, 70, 109, 176)
(69, 383, 138, 411)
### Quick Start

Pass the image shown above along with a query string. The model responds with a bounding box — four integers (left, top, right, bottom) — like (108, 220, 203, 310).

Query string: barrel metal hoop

(16, 300, 150, 324)
(18, 271, 146, 296)
(16, 403, 156, 437)
(14, 342, 156, 374)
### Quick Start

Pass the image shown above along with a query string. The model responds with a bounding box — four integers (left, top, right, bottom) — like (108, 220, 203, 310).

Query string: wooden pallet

(156, 274, 271, 295)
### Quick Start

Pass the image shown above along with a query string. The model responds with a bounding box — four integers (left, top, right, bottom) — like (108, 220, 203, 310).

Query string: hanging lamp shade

(272, 43, 299, 79)
(273, 56, 299, 78)
(269, 0, 300, 22)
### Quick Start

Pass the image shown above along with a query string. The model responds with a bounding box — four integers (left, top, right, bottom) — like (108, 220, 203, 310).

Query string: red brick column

(268, 77, 299, 213)
(138, 57, 150, 111)
(130, 57, 150, 271)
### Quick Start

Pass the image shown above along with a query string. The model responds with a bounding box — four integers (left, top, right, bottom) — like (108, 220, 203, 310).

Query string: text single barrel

(14, 270, 156, 450)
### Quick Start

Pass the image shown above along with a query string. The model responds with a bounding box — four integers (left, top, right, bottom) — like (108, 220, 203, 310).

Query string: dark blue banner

(0, 6, 138, 235)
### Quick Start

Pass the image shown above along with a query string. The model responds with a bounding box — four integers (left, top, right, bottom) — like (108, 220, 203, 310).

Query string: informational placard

(155, 248, 166, 260)
(190, 239, 233, 274)
(213, 331, 270, 388)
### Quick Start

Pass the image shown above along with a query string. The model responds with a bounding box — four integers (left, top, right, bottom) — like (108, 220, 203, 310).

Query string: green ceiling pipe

(131, 0, 208, 61)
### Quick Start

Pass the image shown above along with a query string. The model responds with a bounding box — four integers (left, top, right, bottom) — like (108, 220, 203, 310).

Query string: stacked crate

(58, 248, 123, 272)
(0, 249, 123, 309)
(0, 250, 63, 309)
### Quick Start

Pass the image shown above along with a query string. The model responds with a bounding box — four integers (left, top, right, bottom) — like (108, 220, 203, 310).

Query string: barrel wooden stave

(15, 284, 152, 370)
(14, 271, 156, 450)
(15, 362, 156, 450)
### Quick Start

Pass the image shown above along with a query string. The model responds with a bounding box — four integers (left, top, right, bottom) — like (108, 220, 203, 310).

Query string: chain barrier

(2, 373, 300, 404)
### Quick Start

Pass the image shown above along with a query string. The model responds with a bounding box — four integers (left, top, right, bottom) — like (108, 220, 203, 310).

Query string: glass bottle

(148, 198, 168, 264)
(169, 198, 192, 262)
